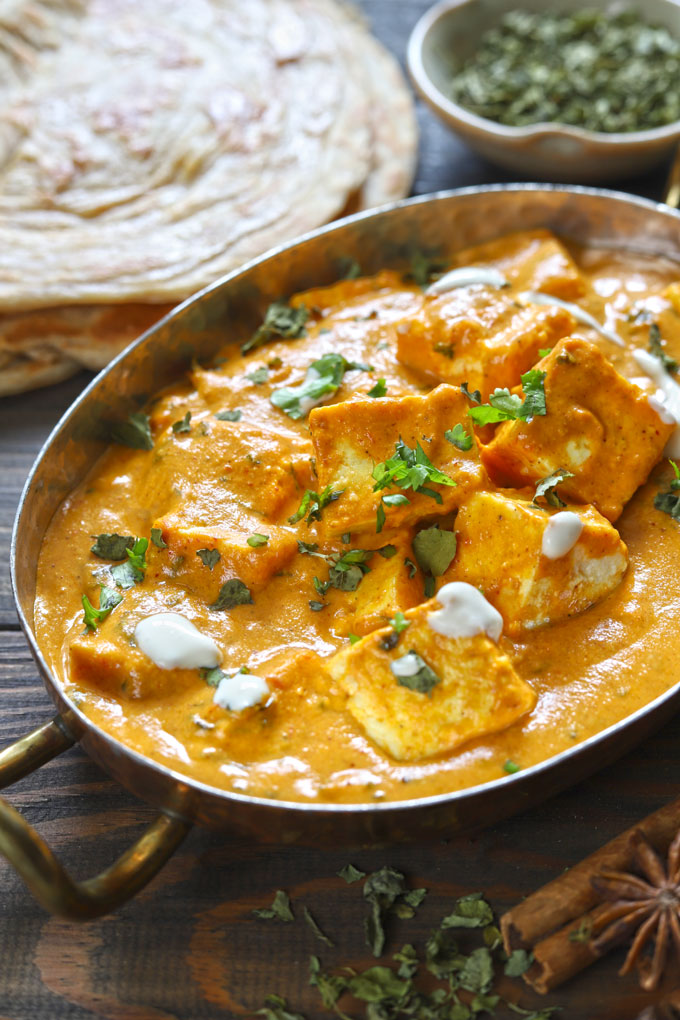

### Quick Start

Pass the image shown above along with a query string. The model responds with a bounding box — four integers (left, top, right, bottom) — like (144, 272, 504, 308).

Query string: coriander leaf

(376, 501, 386, 533)
(210, 578, 253, 610)
(297, 540, 319, 555)
(368, 377, 387, 398)
(81, 585, 123, 630)
(532, 468, 574, 509)
(255, 994, 307, 1020)
(468, 370, 548, 425)
(372, 439, 456, 529)
(247, 533, 269, 548)
(504, 759, 521, 774)
(303, 906, 334, 946)
(309, 600, 326, 612)
(150, 527, 167, 549)
(413, 525, 457, 577)
(337, 863, 366, 883)
(197, 548, 221, 570)
(458, 947, 494, 994)
(309, 956, 349, 1013)
(201, 666, 227, 687)
(271, 353, 371, 420)
(389, 610, 410, 634)
(215, 409, 242, 421)
(382, 493, 410, 507)
(171, 411, 191, 434)
(378, 544, 397, 558)
(460, 382, 481, 404)
(407, 250, 448, 288)
(109, 412, 153, 450)
(504, 949, 533, 977)
(538, 347, 553, 357)
(348, 633, 360, 644)
(289, 486, 343, 525)
(649, 322, 679, 373)
(434, 340, 455, 359)
(111, 536, 148, 588)
(404, 557, 417, 578)
(363, 867, 407, 958)
(90, 533, 134, 560)
(347, 966, 410, 1003)
(247, 366, 269, 385)
(327, 548, 373, 592)
(445, 423, 473, 451)
(252, 889, 294, 922)
(391, 651, 441, 695)
(442, 892, 494, 930)
(393, 944, 418, 979)
(242, 301, 309, 354)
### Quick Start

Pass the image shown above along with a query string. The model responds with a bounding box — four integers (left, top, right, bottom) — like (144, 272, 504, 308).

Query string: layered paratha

(0, 0, 417, 395)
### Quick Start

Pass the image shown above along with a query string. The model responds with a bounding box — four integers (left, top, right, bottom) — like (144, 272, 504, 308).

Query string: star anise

(589, 828, 680, 991)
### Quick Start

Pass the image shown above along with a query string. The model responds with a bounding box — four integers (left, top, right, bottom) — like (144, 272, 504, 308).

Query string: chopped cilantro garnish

(460, 382, 482, 405)
(434, 341, 455, 359)
(406, 250, 448, 288)
(303, 906, 334, 946)
(215, 409, 242, 422)
(391, 651, 441, 695)
(467, 369, 547, 426)
(90, 533, 134, 560)
(109, 412, 153, 450)
(389, 611, 410, 635)
(348, 633, 361, 645)
(368, 377, 388, 398)
(242, 301, 309, 354)
(538, 347, 553, 358)
(337, 863, 366, 883)
(413, 525, 457, 577)
(150, 528, 167, 549)
(503, 759, 521, 774)
(404, 557, 417, 578)
(289, 486, 343, 525)
(654, 458, 680, 519)
(649, 322, 679, 373)
(532, 468, 574, 509)
(252, 889, 294, 922)
(270, 353, 371, 420)
(327, 548, 373, 592)
(197, 548, 221, 570)
(210, 578, 252, 609)
(309, 600, 327, 612)
(444, 423, 473, 451)
(297, 540, 319, 555)
(82, 585, 123, 630)
(111, 537, 148, 588)
(247, 365, 269, 385)
(372, 439, 456, 530)
(247, 533, 269, 548)
(171, 411, 192, 434)
(378, 544, 397, 558)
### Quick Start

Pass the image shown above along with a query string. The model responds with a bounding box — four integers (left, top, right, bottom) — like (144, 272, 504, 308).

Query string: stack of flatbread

(0, 0, 417, 395)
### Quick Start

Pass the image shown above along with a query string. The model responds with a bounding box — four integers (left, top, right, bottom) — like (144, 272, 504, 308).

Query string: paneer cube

(445, 492, 628, 634)
(138, 418, 312, 523)
(331, 535, 423, 636)
(309, 384, 487, 535)
(327, 597, 535, 761)
(480, 337, 675, 521)
(396, 299, 574, 397)
(69, 635, 199, 701)
(150, 512, 298, 598)
(452, 229, 585, 299)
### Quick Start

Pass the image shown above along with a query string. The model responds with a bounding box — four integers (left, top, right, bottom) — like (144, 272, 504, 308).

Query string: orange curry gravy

(34, 230, 680, 804)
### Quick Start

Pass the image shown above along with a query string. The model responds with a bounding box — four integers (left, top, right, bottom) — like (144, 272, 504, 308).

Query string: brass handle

(0, 715, 191, 919)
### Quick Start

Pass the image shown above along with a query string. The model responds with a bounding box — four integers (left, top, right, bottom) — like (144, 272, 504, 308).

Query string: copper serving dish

(4, 184, 680, 921)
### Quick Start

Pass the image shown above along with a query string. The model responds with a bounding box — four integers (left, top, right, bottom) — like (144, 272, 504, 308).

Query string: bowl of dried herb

(407, 0, 680, 182)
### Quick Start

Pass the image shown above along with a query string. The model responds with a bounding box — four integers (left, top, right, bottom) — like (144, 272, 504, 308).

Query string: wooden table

(1, 3, 679, 1016)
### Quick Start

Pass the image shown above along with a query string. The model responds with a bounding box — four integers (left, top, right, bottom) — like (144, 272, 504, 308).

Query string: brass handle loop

(0, 715, 191, 919)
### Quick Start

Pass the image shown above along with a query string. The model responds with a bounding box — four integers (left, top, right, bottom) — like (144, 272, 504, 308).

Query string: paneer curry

(34, 229, 680, 804)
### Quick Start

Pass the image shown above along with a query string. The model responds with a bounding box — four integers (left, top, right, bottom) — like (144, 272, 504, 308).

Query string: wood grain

(1, 2, 679, 1017)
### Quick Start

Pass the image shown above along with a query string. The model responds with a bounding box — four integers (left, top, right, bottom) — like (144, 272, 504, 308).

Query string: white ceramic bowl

(407, 0, 680, 182)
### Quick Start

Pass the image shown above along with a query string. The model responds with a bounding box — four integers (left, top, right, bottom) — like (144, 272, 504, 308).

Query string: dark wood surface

(1, 3, 680, 1017)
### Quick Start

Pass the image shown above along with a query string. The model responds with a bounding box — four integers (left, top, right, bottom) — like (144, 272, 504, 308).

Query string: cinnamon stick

(500, 795, 680, 993)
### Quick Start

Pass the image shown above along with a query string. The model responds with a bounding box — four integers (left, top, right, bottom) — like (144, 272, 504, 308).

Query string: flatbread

(0, 0, 416, 395)
(0, 0, 416, 312)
